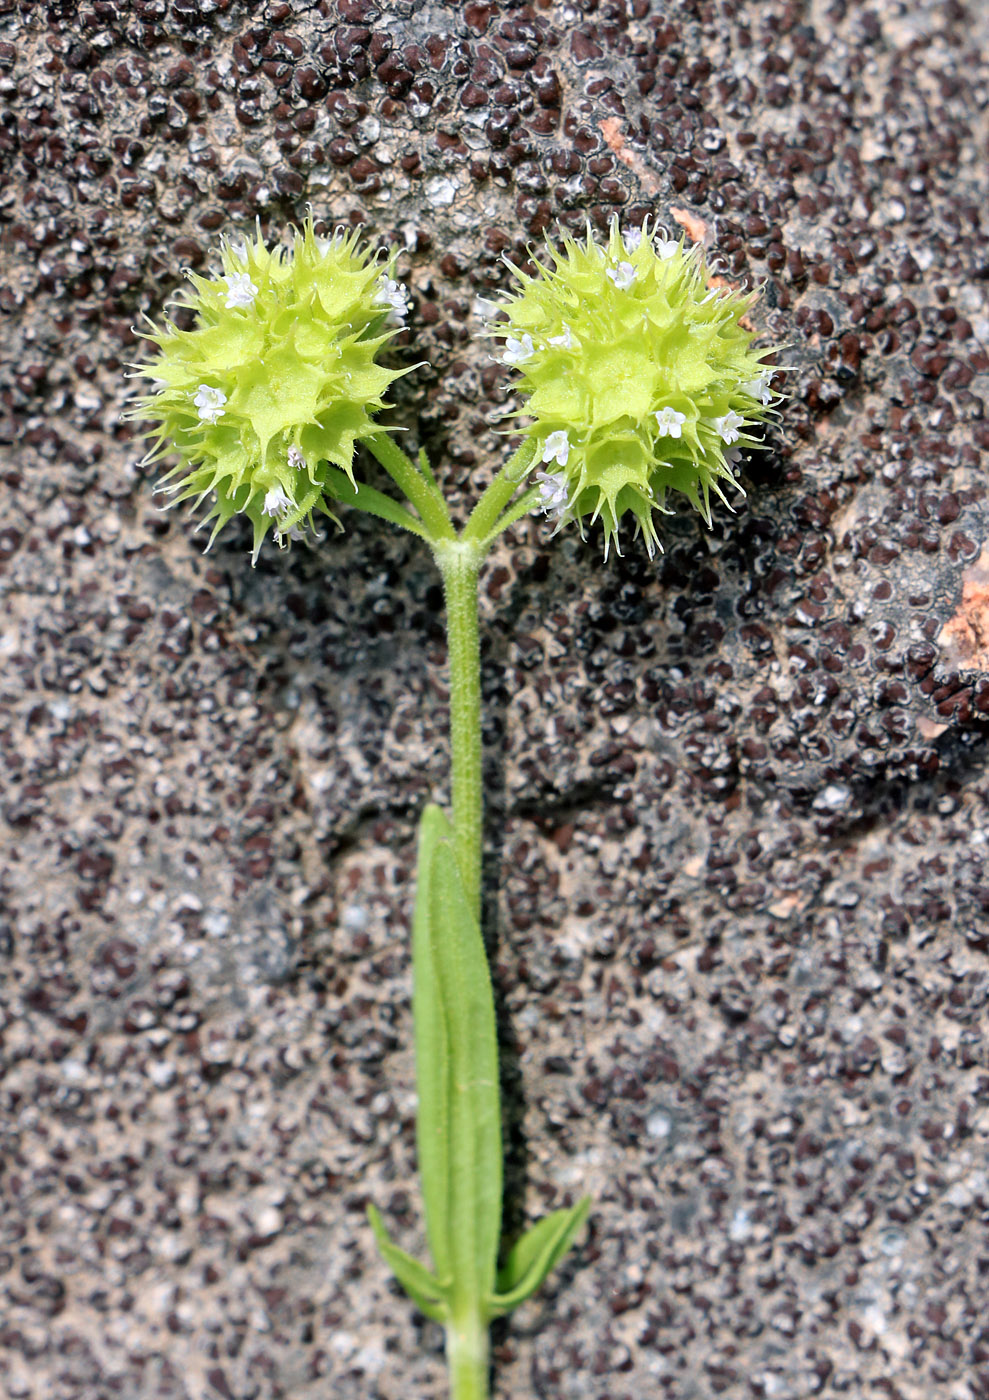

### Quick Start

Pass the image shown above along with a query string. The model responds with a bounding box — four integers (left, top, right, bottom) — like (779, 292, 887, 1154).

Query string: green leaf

(366, 1204, 449, 1324)
(417, 445, 441, 494)
(321, 467, 429, 539)
(413, 804, 502, 1305)
(488, 1197, 591, 1316)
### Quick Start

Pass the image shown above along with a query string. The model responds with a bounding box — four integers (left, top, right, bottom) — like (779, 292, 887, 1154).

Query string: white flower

(227, 237, 248, 262)
(712, 410, 745, 445)
(502, 333, 535, 366)
(743, 372, 773, 405)
(287, 446, 306, 471)
(623, 227, 643, 251)
(225, 272, 258, 309)
(725, 446, 743, 470)
(548, 324, 574, 349)
(193, 385, 227, 423)
(655, 238, 679, 260)
(263, 486, 293, 518)
(274, 518, 324, 548)
(315, 229, 347, 256)
(533, 470, 570, 520)
(541, 430, 570, 467)
(606, 261, 637, 291)
(653, 407, 687, 438)
(375, 276, 410, 323)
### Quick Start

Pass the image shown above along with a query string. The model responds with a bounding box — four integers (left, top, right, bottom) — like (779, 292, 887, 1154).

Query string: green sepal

(487, 1197, 591, 1316)
(366, 1204, 450, 1324)
(413, 804, 502, 1306)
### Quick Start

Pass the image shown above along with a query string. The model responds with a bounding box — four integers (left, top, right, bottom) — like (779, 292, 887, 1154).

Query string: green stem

(366, 431, 456, 541)
(446, 1310, 490, 1400)
(433, 538, 484, 921)
(479, 485, 541, 546)
(462, 437, 536, 544)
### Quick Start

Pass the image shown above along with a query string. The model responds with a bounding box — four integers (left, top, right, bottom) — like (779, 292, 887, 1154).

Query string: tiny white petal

(655, 238, 679, 259)
(375, 276, 410, 323)
(227, 237, 248, 262)
(288, 447, 306, 471)
(533, 471, 570, 520)
(623, 227, 643, 251)
(542, 430, 570, 467)
(316, 228, 349, 256)
(193, 385, 227, 423)
(275, 519, 324, 547)
(654, 407, 687, 439)
(502, 332, 535, 366)
(263, 486, 293, 518)
(606, 260, 637, 291)
(743, 372, 774, 405)
(548, 324, 574, 349)
(712, 410, 746, 445)
(225, 272, 258, 309)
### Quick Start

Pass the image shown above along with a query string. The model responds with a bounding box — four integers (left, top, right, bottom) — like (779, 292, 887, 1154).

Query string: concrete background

(2, 1, 989, 1397)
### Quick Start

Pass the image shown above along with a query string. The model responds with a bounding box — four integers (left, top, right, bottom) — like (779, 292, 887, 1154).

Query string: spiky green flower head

(126, 216, 411, 561)
(496, 219, 783, 559)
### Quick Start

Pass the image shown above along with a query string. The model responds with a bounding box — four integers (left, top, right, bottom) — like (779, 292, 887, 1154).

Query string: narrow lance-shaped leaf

(488, 1197, 592, 1316)
(413, 804, 503, 1305)
(321, 465, 430, 539)
(366, 1204, 449, 1324)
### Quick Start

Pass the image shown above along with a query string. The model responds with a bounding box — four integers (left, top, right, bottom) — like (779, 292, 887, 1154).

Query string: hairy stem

(366, 431, 455, 541)
(446, 1310, 490, 1400)
(433, 539, 484, 920)
(480, 485, 541, 545)
(462, 437, 536, 545)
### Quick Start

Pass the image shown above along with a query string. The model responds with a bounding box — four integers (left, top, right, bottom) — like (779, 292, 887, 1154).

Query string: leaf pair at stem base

(368, 805, 590, 1398)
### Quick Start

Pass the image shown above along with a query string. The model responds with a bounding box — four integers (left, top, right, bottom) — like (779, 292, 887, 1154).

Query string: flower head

(126, 216, 409, 562)
(496, 217, 782, 556)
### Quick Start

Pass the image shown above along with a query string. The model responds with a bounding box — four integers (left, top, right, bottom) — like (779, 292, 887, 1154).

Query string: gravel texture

(2, 1, 989, 1398)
